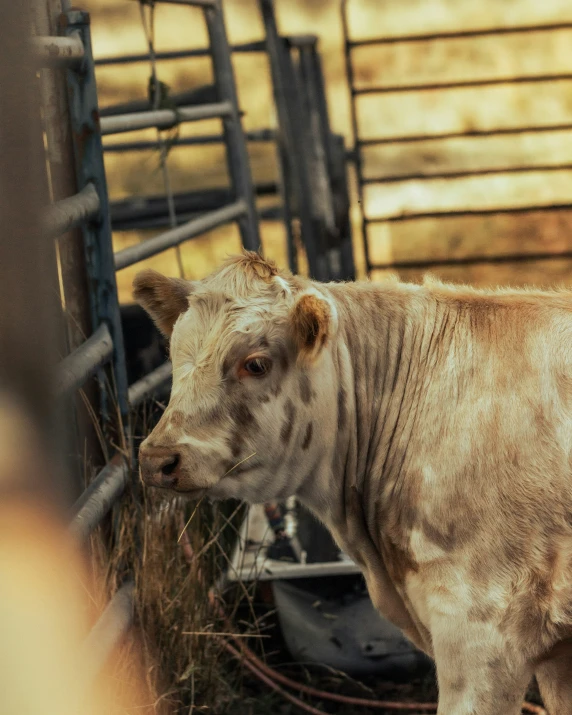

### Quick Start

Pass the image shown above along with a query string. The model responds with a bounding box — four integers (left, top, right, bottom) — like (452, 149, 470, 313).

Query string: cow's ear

(289, 290, 336, 363)
(133, 269, 194, 337)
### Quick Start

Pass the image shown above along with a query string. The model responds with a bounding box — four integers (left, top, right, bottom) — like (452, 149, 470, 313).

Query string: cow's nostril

(161, 454, 180, 477)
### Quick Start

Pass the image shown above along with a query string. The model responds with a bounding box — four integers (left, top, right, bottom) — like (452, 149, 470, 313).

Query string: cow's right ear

(133, 269, 194, 337)
(289, 289, 337, 364)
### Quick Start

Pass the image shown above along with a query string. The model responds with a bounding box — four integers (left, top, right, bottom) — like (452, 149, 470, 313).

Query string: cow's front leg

(535, 639, 572, 715)
(431, 617, 532, 715)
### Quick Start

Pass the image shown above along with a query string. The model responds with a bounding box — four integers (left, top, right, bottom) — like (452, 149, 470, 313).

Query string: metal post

(276, 139, 298, 273)
(63, 10, 130, 422)
(295, 40, 340, 280)
(330, 134, 356, 280)
(298, 43, 356, 281)
(341, 0, 371, 276)
(204, 0, 261, 252)
(258, 0, 322, 278)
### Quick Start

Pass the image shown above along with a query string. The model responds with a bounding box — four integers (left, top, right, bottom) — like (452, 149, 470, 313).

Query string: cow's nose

(139, 444, 181, 488)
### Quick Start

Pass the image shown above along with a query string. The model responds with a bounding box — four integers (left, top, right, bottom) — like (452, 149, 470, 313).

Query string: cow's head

(134, 252, 339, 504)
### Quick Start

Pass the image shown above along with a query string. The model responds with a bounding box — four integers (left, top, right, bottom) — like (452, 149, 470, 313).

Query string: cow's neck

(298, 281, 437, 557)
(294, 280, 457, 649)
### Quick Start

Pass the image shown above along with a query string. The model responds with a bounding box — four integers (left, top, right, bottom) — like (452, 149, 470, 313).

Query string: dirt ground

(218, 589, 545, 715)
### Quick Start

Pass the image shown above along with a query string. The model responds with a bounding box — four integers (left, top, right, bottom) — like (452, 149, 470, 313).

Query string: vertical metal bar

(297, 42, 341, 281)
(341, 0, 371, 276)
(297, 43, 336, 234)
(305, 47, 355, 280)
(258, 0, 322, 279)
(276, 140, 298, 273)
(330, 133, 356, 281)
(204, 0, 261, 252)
(63, 10, 130, 423)
(281, 43, 325, 280)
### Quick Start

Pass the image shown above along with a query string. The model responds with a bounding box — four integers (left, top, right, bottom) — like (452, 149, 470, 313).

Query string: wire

(207, 588, 546, 713)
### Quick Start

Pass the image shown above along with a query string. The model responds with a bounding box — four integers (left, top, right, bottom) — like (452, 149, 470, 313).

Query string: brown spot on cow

(448, 675, 467, 693)
(280, 399, 296, 444)
(169, 410, 187, 429)
(468, 602, 498, 623)
(421, 518, 463, 552)
(227, 429, 244, 459)
(338, 387, 347, 431)
(381, 537, 419, 585)
(231, 401, 255, 427)
(555, 369, 572, 409)
(302, 422, 313, 450)
(299, 373, 313, 404)
(221, 458, 236, 474)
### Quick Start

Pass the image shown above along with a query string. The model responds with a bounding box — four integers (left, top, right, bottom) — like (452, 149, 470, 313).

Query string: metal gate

(96, 0, 356, 282)
(24, 0, 357, 687)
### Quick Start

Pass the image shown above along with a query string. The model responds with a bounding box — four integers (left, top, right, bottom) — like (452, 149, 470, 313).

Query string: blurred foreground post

(0, 0, 63, 506)
(0, 4, 144, 714)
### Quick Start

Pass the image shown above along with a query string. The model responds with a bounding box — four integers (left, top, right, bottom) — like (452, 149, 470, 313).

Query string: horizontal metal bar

(44, 182, 100, 237)
(285, 34, 318, 48)
(78, 581, 135, 687)
(228, 558, 361, 582)
(32, 33, 84, 67)
(354, 73, 572, 95)
(370, 250, 572, 271)
(69, 456, 129, 542)
(347, 21, 572, 47)
(114, 199, 247, 270)
(100, 85, 216, 118)
(366, 202, 572, 223)
(357, 122, 572, 146)
(114, 203, 281, 231)
(103, 128, 276, 153)
(114, 202, 282, 230)
(56, 323, 112, 396)
(110, 183, 277, 224)
(128, 361, 172, 407)
(363, 163, 572, 184)
(100, 101, 233, 136)
(151, 0, 215, 5)
(95, 40, 266, 66)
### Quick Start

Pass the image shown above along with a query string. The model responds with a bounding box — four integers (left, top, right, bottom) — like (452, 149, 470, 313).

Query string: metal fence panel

(64, 10, 130, 419)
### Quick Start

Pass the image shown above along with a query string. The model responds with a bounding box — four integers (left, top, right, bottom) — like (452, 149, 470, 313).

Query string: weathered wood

(364, 169, 572, 220)
(0, 0, 62, 504)
(351, 28, 572, 91)
(362, 128, 572, 181)
(368, 209, 572, 287)
(357, 81, 572, 143)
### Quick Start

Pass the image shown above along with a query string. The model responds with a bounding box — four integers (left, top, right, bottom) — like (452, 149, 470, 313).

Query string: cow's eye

(243, 357, 271, 377)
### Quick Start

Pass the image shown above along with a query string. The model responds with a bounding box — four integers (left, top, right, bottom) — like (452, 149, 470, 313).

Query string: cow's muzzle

(139, 444, 182, 489)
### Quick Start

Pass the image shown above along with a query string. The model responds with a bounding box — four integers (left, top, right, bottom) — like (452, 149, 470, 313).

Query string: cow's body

(135, 254, 572, 714)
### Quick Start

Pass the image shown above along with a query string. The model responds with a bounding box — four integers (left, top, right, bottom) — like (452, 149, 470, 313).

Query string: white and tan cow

(135, 252, 572, 715)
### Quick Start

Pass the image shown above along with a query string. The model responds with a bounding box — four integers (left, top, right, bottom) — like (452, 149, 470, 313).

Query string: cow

(134, 251, 572, 715)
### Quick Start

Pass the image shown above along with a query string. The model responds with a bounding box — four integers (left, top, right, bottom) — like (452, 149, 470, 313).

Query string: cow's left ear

(289, 290, 337, 363)
(133, 269, 194, 337)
